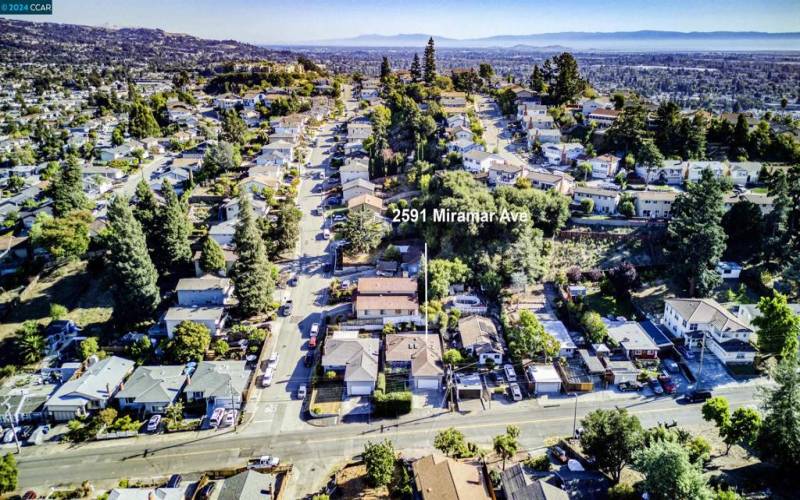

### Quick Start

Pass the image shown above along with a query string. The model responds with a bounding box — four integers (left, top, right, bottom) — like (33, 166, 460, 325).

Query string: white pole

(424, 243, 428, 339)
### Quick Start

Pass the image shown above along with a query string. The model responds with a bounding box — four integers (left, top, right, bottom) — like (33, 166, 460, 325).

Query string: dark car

(550, 445, 568, 463)
(658, 373, 677, 394)
(198, 482, 216, 499)
(618, 381, 642, 392)
(649, 378, 664, 395)
(304, 351, 315, 367)
(288, 276, 298, 287)
(685, 389, 713, 403)
(166, 474, 182, 488)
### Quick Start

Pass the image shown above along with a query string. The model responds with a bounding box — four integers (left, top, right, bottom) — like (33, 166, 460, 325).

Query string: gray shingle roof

(115, 365, 187, 404)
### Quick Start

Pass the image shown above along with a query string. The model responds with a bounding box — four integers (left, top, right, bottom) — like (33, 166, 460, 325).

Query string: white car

(262, 367, 274, 387)
(210, 407, 225, 427)
(268, 352, 279, 367)
(222, 410, 237, 427)
(504, 364, 517, 383)
(310, 323, 320, 336)
(146, 414, 162, 432)
(297, 384, 307, 400)
(509, 383, 523, 402)
(322, 229, 331, 239)
(254, 455, 280, 467)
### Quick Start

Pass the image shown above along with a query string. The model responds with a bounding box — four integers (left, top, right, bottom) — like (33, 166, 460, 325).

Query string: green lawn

(584, 288, 636, 319)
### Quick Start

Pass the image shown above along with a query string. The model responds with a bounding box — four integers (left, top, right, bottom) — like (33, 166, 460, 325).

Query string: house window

(690, 324, 698, 331)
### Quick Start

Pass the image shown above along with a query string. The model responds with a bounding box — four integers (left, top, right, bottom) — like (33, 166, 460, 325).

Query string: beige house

(413, 455, 492, 500)
(342, 178, 377, 203)
(526, 171, 574, 195)
(353, 277, 419, 322)
(633, 190, 678, 219)
(347, 194, 383, 215)
(384, 333, 443, 390)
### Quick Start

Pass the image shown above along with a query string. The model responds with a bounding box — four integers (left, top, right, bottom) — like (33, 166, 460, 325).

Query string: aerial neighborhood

(0, 11, 799, 500)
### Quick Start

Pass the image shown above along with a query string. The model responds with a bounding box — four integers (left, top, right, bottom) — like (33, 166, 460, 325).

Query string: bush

(376, 372, 387, 393)
(524, 454, 552, 471)
(373, 391, 412, 418)
(582, 268, 604, 282)
(580, 198, 594, 214)
(566, 266, 583, 283)
(607, 482, 638, 500)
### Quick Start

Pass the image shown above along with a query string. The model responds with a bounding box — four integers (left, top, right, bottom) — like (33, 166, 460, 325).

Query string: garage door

(348, 382, 373, 396)
(416, 377, 441, 390)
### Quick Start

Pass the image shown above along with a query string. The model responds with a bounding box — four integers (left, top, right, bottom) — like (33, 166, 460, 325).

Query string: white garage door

(416, 377, 441, 390)
(348, 382, 373, 396)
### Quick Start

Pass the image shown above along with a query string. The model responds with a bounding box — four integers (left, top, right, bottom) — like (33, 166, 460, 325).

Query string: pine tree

(200, 236, 226, 275)
(410, 53, 422, 82)
(231, 194, 274, 317)
(128, 101, 161, 139)
(667, 170, 728, 296)
(380, 56, 392, 81)
(132, 178, 160, 252)
(157, 181, 192, 269)
(758, 358, 800, 471)
(529, 65, 545, 93)
(106, 195, 160, 324)
(423, 37, 436, 85)
(49, 157, 89, 217)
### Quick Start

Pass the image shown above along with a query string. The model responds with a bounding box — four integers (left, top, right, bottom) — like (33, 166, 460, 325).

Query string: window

(690, 324, 698, 331)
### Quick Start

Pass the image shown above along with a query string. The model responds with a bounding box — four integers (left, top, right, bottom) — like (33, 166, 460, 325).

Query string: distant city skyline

(3, 0, 800, 45)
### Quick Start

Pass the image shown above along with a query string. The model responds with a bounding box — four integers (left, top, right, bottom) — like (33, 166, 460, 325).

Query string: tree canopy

(167, 321, 211, 363)
(580, 408, 643, 483)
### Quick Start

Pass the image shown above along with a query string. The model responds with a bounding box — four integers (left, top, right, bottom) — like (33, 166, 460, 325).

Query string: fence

(96, 429, 138, 440)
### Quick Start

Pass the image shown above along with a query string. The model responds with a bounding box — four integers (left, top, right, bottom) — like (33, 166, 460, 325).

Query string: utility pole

(697, 331, 706, 389)
(571, 393, 579, 439)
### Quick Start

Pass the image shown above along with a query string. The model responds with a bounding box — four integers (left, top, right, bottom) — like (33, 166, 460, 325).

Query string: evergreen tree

(200, 236, 226, 275)
(106, 195, 160, 324)
(757, 357, 800, 471)
(231, 194, 274, 316)
(731, 114, 750, 159)
(379, 56, 392, 82)
(423, 37, 436, 85)
(0, 453, 18, 494)
(410, 53, 422, 82)
(49, 157, 89, 217)
(762, 170, 793, 265)
(132, 179, 160, 252)
(220, 108, 247, 145)
(667, 170, 728, 296)
(128, 101, 161, 139)
(752, 292, 800, 359)
(549, 52, 584, 105)
(529, 64, 546, 93)
(157, 181, 192, 269)
(478, 63, 494, 81)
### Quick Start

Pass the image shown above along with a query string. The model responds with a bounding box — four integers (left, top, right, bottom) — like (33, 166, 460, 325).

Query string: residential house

(446, 114, 468, 129)
(606, 322, 659, 360)
(527, 127, 561, 147)
(633, 190, 678, 219)
(586, 154, 620, 179)
(384, 333, 443, 390)
(184, 361, 251, 411)
(604, 359, 640, 385)
(502, 463, 569, 500)
(347, 194, 383, 216)
(636, 159, 686, 185)
(662, 298, 756, 364)
(526, 170, 574, 196)
(525, 364, 563, 396)
(413, 454, 492, 500)
(347, 122, 373, 144)
(43, 319, 81, 355)
(340, 158, 371, 185)
(524, 115, 555, 130)
(716, 261, 743, 279)
(321, 332, 380, 396)
(164, 306, 226, 338)
(239, 174, 280, 196)
(176, 276, 233, 306)
(458, 315, 504, 365)
(447, 138, 481, 155)
(687, 161, 726, 182)
(342, 178, 377, 203)
(738, 193, 775, 214)
(354, 293, 419, 322)
(586, 108, 620, 128)
(217, 470, 278, 500)
(582, 98, 612, 115)
(261, 140, 294, 164)
(450, 125, 474, 142)
(115, 365, 187, 416)
(573, 186, 620, 214)
(541, 320, 576, 357)
(463, 150, 503, 174)
(45, 356, 135, 422)
(208, 219, 237, 247)
(541, 143, 585, 166)
(488, 162, 526, 187)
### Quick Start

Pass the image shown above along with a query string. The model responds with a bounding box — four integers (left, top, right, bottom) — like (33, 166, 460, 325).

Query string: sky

(4, 0, 800, 44)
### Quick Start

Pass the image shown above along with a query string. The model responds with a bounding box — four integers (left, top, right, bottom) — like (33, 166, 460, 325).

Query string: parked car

(340, 279, 351, 290)
(283, 299, 293, 316)
(166, 474, 182, 488)
(253, 455, 280, 467)
(22, 491, 37, 500)
(550, 446, 568, 463)
(268, 352, 279, 367)
(663, 359, 679, 373)
(658, 373, 677, 394)
(310, 323, 320, 337)
(618, 381, 643, 392)
(509, 383, 522, 401)
(304, 351, 315, 367)
(332, 214, 347, 223)
(685, 389, 713, 404)
(288, 276, 298, 287)
(210, 407, 225, 427)
(503, 364, 517, 382)
(222, 410, 238, 428)
(308, 336, 318, 349)
(198, 482, 216, 499)
(262, 367, 274, 387)
(649, 378, 664, 395)
(322, 228, 331, 239)
(297, 384, 307, 400)
(146, 414, 162, 433)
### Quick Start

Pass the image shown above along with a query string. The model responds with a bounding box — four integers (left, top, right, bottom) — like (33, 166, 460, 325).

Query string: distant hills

(298, 31, 800, 51)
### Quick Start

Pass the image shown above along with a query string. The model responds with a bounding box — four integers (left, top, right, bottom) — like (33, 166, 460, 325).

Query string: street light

(571, 393, 579, 439)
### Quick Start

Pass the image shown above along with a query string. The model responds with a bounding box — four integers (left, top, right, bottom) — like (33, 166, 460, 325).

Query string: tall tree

(0, 453, 18, 494)
(201, 141, 241, 181)
(549, 52, 584, 105)
(339, 208, 386, 256)
(723, 407, 761, 454)
(200, 236, 226, 275)
(434, 428, 470, 458)
(166, 321, 211, 363)
(128, 100, 161, 138)
(30, 210, 92, 261)
(493, 426, 520, 470)
(478, 63, 494, 81)
(49, 157, 89, 217)
(220, 108, 247, 145)
(633, 441, 712, 500)
(731, 113, 750, 160)
(423, 37, 436, 85)
(667, 169, 728, 296)
(157, 181, 193, 269)
(758, 358, 800, 471)
(132, 179, 160, 252)
(529, 64, 546, 93)
(507, 310, 559, 362)
(379, 56, 392, 82)
(231, 194, 274, 316)
(580, 408, 643, 483)
(106, 195, 160, 324)
(363, 440, 396, 487)
(752, 292, 800, 359)
(410, 53, 422, 82)
(15, 321, 44, 365)
(722, 201, 763, 262)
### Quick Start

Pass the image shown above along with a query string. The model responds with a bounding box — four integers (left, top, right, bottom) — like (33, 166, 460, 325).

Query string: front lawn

(584, 287, 636, 319)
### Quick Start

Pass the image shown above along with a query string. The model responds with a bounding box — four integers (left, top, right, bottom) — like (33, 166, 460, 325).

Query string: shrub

(607, 482, 638, 500)
(373, 391, 412, 418)
(580, 198, 594, 214)
(524, 454, 552, 471)
(582, 268, 604, 282)
(566, 266, 582, 283)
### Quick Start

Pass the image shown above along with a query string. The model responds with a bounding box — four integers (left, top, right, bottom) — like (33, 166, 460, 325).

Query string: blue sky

(5, 0, 800, 43)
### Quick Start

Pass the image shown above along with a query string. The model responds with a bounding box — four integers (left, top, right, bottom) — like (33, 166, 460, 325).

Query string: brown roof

(355, 295, 418, 311)
(413, 455, 491, 500)
(588, 108, 621, 118)
(357, 277, 417, 295)
(347, 194, 383, 211)
(385, 334, 442, 363)
(458, 316, 502, 352)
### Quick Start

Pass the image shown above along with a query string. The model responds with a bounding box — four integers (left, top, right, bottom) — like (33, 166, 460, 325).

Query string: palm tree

(493, 426, 520, 470)
(15, 321, 44, 365)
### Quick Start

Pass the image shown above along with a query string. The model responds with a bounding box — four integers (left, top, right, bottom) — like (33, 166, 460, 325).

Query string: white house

(573, 186, 620, 214)
(164, 306, 226, 338)
(488, 162, 526, 187)
(528, 128, 561, 147)
(687, 161, 726, 183)
(340, 158, 371, 185)
(662, 298, 756, 365)
(635, 159, 687, 185)
(541, 320, 576, 358)
(342, 178, 377, 203)
(322, 332, 380, 396)
(463, 150, 503, 174)
(715, 261, 743, 279)
(525, 364, 562, 395)
(261, 140, 294, 164)
(458, 316, 504, 365)
(541, 143, 585, 167)
(447, 138, 481, 155)
(586, 154, 620, 179)
(176, 276, 233, 306)
(208, 219, 237, 247)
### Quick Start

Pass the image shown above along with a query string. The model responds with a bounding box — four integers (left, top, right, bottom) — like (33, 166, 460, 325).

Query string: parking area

(683, 350, 736, 388)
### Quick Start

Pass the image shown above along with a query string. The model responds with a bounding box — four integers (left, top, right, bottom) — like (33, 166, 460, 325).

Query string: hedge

(373, 391, 412, 418)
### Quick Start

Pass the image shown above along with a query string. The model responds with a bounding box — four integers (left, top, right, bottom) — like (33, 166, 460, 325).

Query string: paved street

(476, 94, 526, 165)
